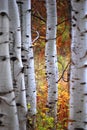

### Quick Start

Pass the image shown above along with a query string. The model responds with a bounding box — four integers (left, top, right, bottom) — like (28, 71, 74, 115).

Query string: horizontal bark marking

(17, 28, 21, 31)
(29, 46, 33, 48)
(84, 14, 87, 19)
(21, 88, 26, 91)
(45, 37, 56, 42)
(52, 56, 55, 57)
(84, 93, 87, 96)
(0, 120, 3, 125)
(26, 35, 29, 38)
(21, 47, 28, 52)
(48, 27, 51, 30)
(75, 11, 79, 14)
(72, 78, 80, 80)
(53, 91, 56, 94)
(21, 55, 25, 58)
(0, 90, 14, 96)
(0, 32, 3, 35)
(75, 0, 80, 2)
(79, 64, 87, 68)
(72, 87, 75, 90)
(0, 12, 7, 16)
(71, 80, 75, 82)
(80, 82, 86, 85)
(0, 114, 4, 117)
(10, 53, 13, 55)
(27, 9, 32, 12)
(16, 103, 24, 108)
(25, 75, 27, 77)
(22, 59, 27, 62)
(84, 121, 87, 124)
(68, 119, 76, 122)
(80, 33, 84, 37)
(74, 128, 84, 130)
(84, 30, 87, 33)
(17, 47, 21, 49)
(72, 24, 76, 27)
(16, 1, 23, 4)
(30, 57, 34, 59)
(10, 56, 18, 61)
(45, 72, 47, 75)
(48, 72, 52, 75)
(76, 111, 82, 113)
(0, 56, 7, 61)
(0, 12, 10, 20)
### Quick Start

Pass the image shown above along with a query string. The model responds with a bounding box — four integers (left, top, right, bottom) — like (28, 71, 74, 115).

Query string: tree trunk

(0, 0, 19, 130)
(9, 0, 27, 130)
(45, 0, 58, 129)
(17, 0, 36, 129)
(68, 0, 87, 129)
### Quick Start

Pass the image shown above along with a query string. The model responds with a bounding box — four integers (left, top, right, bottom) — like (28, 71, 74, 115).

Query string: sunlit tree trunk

(9, 0, 27, 130)
(45, 0, 58, 129)
(68, 0, 87, 129)
(17, 0, 36, 129)
(0, 0, 19, 130)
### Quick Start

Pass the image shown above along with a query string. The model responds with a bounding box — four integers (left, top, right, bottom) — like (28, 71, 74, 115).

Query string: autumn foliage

(32, 0, 70, 129)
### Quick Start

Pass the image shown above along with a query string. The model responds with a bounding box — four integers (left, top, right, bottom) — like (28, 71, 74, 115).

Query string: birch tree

(9, 0, 27, 130)
(0, 0, 19, 130)
(45, 0, 58, 129)
(17, 0, 36, 129)
(68, 0, 87, 129)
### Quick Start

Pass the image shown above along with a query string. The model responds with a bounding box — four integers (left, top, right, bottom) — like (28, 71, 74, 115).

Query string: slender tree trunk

(45, 0, 58, 129)
(68, 0, 87, 129)
(17, 0, 36, 129)
(24, 1, 36, 129)
(9, 0, 27, 130)
(0, 0, 19, 130)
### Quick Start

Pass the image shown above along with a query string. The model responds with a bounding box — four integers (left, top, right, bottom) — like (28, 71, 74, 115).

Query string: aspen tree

(0, 0, 19, 129)
(68, 0, 87, 129)
(45, 0, 58, 129)
(9, 0, 27, 130)
(17, 0, 36, 129)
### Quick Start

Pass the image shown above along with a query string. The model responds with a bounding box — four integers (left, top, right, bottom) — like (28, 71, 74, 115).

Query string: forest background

(32, 0, 70, 129)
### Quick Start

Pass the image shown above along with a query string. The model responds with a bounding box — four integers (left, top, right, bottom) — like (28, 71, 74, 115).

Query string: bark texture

(45, 0, 58, 129)
(0, 0, 19, 130)
(68, 0, 87, 129)
(9, 0, 27, 130)
(17, 0, 36, 129)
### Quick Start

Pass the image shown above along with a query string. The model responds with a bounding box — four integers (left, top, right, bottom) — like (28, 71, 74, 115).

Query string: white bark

(17, 0, 28, 92)
(24, 0, 36, 120)
(17, 0, 36, 129)
(45, 0, 58, 127)
(68, 0, 87, 130)
(9, 0, 27, 130)
(0, 0, 19, 130)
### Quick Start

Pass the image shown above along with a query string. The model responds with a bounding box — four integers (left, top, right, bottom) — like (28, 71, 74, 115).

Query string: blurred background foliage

(32, 0, 70, 129)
